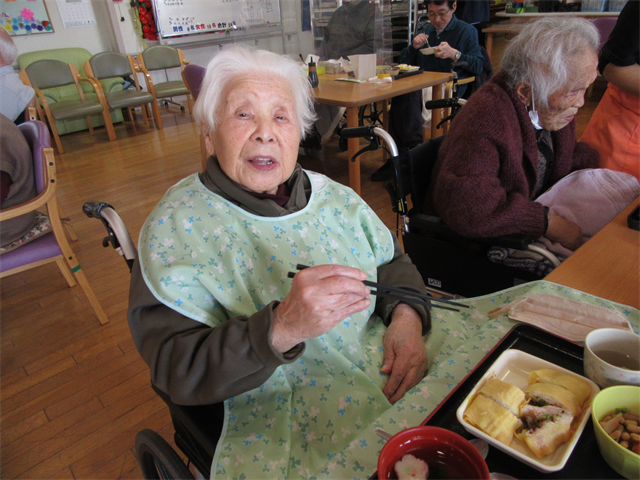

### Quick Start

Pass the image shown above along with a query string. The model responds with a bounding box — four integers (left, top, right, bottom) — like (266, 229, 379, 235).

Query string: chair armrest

(408, 212, 534, 250)
(0, 148, 56, 221)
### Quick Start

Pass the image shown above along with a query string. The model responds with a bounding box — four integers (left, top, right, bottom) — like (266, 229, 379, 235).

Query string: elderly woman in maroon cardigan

(430, 17, 600, 252)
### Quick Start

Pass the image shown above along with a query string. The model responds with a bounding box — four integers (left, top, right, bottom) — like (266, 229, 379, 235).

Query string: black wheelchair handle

(83, 201, 113, 219)
(424, 98, 462, 110)
(340, 126, 375, 139)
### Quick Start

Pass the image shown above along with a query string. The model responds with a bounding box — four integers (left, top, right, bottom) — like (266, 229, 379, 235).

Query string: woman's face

(204, 74, 301, 194)
(536, 49, 598, 131)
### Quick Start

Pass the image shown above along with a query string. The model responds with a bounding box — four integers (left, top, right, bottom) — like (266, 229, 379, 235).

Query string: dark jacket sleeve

(376, 235, 431, 335)
(127, 260, 304, 406)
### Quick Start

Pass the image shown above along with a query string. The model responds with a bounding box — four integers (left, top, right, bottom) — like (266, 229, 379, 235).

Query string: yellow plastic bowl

(591, 385, 640, 479)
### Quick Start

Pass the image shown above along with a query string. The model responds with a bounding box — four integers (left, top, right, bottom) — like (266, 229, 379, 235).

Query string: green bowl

(591, 385, 640, 479)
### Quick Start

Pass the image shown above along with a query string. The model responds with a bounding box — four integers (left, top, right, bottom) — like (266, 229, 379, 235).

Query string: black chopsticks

(287, 264, 469, 312)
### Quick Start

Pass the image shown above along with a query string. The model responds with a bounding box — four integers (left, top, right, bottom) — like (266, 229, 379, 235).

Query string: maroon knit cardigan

(431, 71, 599, 239)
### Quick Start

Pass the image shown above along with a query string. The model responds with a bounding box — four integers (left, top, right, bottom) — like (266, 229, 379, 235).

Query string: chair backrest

(475, 46, 494, 92)
(399, 135, 446, 215)
(592, 17, 617, 49)
(182, 64, 206, 100)
(24, 60, 75, 90)
(89, 52, 133, 80)
(17, 120, 51, 194)
(141, 46, 182, 71)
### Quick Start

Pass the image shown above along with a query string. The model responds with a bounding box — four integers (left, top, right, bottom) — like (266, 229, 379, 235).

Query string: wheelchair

(83, 202, 220, 479)
(339, 127, 559, 299)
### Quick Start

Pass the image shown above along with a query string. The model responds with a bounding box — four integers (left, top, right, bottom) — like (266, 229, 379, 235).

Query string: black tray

(393, 69, 423, 80)
(416, 324, 621, 479)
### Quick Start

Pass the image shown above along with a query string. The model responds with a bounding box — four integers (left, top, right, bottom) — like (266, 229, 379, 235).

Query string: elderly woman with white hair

(128, 46, 430, 478)
(431, 17, 600, 252)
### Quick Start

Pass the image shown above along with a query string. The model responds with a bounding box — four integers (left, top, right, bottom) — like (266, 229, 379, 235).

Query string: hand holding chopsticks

(288, 264, 469, 312)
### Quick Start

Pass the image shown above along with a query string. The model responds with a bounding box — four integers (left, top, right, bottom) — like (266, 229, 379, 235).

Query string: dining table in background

(545, 198, 640, 310)
(313, 71, 452, 195)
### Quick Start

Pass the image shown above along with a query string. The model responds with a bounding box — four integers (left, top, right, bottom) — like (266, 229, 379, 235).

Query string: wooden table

(482, 23, 522, 59)
(545, 198, 640, 309)
(313, 71, 452, 194)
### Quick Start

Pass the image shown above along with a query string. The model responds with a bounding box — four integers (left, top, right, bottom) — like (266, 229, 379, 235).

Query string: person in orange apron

(580, 0, 639, 181)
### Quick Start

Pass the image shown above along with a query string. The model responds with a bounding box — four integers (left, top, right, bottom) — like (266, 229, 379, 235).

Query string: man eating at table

(372, 0, 483, 181)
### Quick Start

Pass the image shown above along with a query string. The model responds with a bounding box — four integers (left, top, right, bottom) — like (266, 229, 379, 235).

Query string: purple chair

(0, 120, 109, 325)
(181, 64, 208, 170)
(588, 17, 618, 97)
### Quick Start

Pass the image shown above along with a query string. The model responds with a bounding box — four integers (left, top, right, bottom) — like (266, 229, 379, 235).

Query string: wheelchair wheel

(135, 429, 195, 480)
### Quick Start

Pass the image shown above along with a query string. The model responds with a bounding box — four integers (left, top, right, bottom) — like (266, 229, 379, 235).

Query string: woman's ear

(515, 83, 531, 107)
(200, 125, 214, 156)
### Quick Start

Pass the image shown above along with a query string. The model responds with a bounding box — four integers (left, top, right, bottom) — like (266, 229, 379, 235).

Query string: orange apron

(580, 83, 640, 181)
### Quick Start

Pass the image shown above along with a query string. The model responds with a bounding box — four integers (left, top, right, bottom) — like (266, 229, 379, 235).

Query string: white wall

(12, 0, 314, 68)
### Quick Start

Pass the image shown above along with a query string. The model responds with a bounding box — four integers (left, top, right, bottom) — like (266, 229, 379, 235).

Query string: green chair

(20, 60, 116, 154)
(85, 52, 159, 129)
(17, 47, 124, 136)
(136, 46, 193, 130)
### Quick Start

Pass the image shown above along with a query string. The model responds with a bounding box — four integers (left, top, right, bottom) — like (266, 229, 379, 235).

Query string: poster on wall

(0, 0, 54, 36)
(55, 0, 97, 28)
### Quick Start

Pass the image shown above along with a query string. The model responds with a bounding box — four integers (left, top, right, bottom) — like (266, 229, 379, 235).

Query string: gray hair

(500, 17, 599, 108)
(0, 30, 18, 65)
(193, 46, 316, 139)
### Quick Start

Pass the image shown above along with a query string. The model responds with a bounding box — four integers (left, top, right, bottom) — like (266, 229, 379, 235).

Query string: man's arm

(603, 63, 640, 97)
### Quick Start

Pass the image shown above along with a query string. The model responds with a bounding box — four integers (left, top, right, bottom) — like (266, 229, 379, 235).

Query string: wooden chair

(84, 52, 159, 129)
(0, 120, 109, 325)
(135, 46, 193, 130)
(181, 63, 208, 170)
(19, 59, 116, 154)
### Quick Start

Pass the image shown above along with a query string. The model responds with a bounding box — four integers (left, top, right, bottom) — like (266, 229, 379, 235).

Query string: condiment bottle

(308, 61, 319, 88)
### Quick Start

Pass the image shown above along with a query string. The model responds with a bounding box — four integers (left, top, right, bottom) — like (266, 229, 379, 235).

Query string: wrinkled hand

(272, 265, 371, 353)
(546, 214, 584, 252)
(381, 304, 428, 404)
(413, 33, 429, 49)
(434, 41, 458, 60)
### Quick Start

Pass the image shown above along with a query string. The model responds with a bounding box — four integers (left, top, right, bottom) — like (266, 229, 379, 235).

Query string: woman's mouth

(251, 157, 274, 165)
(249, 157, 277, 170)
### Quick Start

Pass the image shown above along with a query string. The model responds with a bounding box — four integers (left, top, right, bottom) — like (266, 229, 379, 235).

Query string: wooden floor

(0, 37, 606, 479)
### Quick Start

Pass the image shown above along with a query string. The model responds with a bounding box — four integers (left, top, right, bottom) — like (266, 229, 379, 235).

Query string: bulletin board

(0, 0, 54, 36)
(152, 0, 281, 39)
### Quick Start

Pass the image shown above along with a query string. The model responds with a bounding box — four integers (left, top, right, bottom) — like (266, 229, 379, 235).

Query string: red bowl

(377, 426, 490, 480)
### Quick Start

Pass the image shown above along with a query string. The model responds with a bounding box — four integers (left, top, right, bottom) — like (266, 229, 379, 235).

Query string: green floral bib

(139, 171, 396, 479)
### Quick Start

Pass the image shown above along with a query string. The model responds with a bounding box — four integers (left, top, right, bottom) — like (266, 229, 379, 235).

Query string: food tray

(393, 69, 423, 80)
(455, 349, 599, 472)
(420, 324, 622, 479)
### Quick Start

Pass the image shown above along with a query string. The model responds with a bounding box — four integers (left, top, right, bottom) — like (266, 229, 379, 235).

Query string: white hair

(500, 17, 599, 108)
(0, 30, 18, 65)
(193, 46, 316, 139)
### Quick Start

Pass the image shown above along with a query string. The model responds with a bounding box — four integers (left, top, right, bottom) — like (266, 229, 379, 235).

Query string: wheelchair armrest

(407, 213, 534, 250)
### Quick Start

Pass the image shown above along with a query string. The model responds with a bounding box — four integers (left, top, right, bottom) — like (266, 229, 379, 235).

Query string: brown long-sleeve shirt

(128, 159, 430, 407)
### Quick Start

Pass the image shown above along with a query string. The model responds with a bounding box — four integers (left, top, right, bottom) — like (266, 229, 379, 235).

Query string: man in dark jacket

(372, 0, 483, 181)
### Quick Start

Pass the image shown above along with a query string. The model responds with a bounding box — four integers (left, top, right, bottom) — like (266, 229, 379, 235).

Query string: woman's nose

(252, 116, 275, 142)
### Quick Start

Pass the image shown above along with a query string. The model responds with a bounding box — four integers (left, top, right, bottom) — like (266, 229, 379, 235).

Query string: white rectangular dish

(420, 47, 436, 55)
(455, 349, 600, 473)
